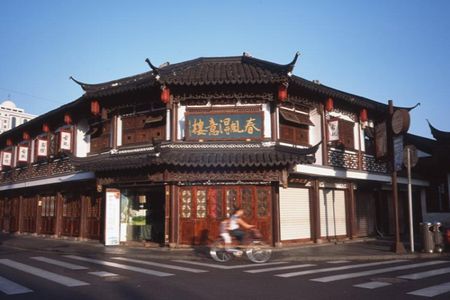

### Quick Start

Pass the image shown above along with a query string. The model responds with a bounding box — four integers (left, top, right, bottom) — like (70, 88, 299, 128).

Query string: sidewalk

(1, 233, 449, 262)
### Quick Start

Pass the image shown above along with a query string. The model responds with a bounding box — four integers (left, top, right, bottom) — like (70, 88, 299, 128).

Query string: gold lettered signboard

(186, 112, 263, 140)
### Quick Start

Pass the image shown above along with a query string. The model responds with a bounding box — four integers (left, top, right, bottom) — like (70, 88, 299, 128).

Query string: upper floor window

(121, 112, 165, 146)
(328, 118, 355, 149)
(279, 109, 313, 146)
(89, 120, 111, 153)
(11, 116, 16, 128)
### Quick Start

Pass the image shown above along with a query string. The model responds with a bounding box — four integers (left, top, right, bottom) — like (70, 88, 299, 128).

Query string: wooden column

(79, 195, 88, 239)
(36, 195, 42, 235)
(171, 103, 178, 142)
(272, 182, 281, 247)
(55, 193, 63, 237)
(312, 179, 321, 243)
(347, 183, 357, 239)
(18, 196, 24, 233)
(168, 184, 179, 247)
(270, 103, 278, 141)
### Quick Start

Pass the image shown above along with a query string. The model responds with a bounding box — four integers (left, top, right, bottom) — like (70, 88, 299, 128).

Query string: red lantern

(22, 132, 30, 140)
(278, 84, 288, 102)
(42, 123, 50, 133)
(325, 97, 334, 112)
(161, 86, 170, 104)
(6, 138, 13, 146)
(360, 108, 368, 123)
(64, 113, 72, 125)
(91, 100, 100, 116)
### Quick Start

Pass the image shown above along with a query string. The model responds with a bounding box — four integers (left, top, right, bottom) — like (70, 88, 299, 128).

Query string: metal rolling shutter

(279, 188, 311, 240)
(320, 189, 347, 238)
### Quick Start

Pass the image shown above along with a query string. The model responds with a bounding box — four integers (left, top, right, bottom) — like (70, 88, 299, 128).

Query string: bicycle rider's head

(232, 206, 244, 217)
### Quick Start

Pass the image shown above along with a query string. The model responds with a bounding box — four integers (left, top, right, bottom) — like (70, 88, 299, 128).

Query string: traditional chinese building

(0, 53, 435, 247)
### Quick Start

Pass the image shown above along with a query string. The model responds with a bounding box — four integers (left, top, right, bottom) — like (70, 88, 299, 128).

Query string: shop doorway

(120, 187, 165, 244)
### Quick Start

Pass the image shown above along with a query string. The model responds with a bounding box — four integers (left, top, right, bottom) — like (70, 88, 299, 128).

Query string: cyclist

(229, 206, 255, 244)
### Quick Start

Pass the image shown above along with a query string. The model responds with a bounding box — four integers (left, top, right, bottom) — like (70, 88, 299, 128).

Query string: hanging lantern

(6, 138, 13, 146)
(325, 97, 334, 112)
(278, 83, 288, 102)
(360, 108, 368, 123)
(91, 100, 100, 116)
(22, 131, 30, 140)
(64, 113, 72, 125)
(42, 123, 50, 133)
(161, 85, 170, 104)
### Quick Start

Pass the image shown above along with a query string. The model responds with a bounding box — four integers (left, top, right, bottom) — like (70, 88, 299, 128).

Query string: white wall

(310, 108, 322, 165)
(76, 119, 90, 157)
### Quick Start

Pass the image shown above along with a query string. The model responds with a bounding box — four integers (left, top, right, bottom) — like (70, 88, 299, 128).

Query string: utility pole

(388, 100, 406, 254)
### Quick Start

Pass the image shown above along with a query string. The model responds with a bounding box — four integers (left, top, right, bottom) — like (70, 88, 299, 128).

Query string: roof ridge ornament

(286, 51, 300, 76)
(69, 76, 88, 91)
(145, 58, 160, 80)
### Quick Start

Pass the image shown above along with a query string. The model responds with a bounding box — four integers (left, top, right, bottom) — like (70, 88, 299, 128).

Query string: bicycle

(209, 228, 272, 263)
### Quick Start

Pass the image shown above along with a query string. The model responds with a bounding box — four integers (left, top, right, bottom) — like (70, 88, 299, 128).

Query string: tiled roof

(72, 54, 391, 112)
(428, 120, 450, 144)
(72, 54, 298, 98)
(71, 142, 319, 172)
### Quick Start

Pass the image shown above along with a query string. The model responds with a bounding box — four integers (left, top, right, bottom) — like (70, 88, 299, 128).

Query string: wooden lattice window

(180, 189, 192, 218)
(208, 188, 223, 219)
(226, 189, 238, 215)
(196, 190, 207, 218)
(41, 196, 56, 217)
(62, 194, 80, 217)
(257, 188, 270, 217)
(242, 188, 253, 217)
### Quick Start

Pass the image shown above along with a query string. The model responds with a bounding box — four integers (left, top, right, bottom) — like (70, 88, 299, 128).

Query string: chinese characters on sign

(186, 113, 263, 140)
(60, 131, 72, 151)
(18, 146, 29, 162)
(1, 152, 12, 166)
(37, 139, 48, 157)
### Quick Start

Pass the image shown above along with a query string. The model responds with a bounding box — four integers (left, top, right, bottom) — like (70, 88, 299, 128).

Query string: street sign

(394, 136, 404, 171)
(391, 109, 410, 135)
(403, 144, 418, 167)
(375, 122, 387, 159)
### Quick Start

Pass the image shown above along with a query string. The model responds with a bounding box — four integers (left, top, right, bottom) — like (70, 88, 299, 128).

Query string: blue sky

(1, 0, 449, 138)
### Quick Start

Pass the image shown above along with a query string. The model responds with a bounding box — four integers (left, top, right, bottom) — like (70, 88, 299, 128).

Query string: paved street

(1, 235, 450, 299)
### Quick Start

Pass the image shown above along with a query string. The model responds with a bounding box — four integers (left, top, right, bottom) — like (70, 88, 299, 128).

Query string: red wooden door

(3, 198, 20, 233)
(40, 196, 56, 234)
(86, 195, 102, 240)
(178, 185, 273, 245)
(62, 194, 81, 237)
(22, 197, 37, 233)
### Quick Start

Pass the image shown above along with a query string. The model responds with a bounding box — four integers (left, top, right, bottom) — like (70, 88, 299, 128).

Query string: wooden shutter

(339, 119, 354, 149)
(279, 187, 311, 240)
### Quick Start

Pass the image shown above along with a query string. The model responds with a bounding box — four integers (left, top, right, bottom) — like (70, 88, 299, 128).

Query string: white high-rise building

(0, 100, 36, 134)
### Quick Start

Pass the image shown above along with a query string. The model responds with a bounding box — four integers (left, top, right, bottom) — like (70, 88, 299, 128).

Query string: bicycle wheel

(210, 239, 232, 263)
(245, 241, 272, 263)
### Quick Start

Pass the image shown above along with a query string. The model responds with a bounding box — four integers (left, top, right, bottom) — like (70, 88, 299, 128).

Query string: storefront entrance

(119, 187, 165, 244)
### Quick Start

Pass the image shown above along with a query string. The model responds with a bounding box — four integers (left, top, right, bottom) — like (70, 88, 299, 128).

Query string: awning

(279, 109, 314, 126)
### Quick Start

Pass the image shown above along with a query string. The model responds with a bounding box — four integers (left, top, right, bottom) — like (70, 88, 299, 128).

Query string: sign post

(404, 145, 418, 253)
(388, 100, 408, 254)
